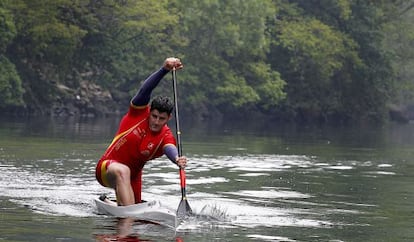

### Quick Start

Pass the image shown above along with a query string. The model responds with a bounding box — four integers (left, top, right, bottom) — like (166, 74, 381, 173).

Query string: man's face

(148, 109, 171, 132)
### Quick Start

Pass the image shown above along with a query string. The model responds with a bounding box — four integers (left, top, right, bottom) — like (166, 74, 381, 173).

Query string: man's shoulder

(128, 104, 150, 115)
(161, 124, 173, 133)
(161, 126, 176, 143)
(116, 106, 149, 134)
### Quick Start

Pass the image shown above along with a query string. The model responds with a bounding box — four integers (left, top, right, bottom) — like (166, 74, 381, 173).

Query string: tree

(0, 55, 24, 108)
(3, 0, 181, 113)
(0, 0, 412, 124)
(73, 0, 181, 93)
(174, 0, 286, 117)
(5, 0, 87, 112)
(382, 1, 414, 106)
(0, 2, 24, 108)
(269, 0, 395, 123)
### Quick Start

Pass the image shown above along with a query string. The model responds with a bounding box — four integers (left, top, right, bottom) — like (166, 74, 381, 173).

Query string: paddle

(172, 68, 193, 218)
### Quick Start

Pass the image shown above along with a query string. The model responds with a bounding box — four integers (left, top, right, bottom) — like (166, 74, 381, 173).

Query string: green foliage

(382, 1, 414, 104)
(0, 55, 24, 107)
(74, 0, 181, 91)
(269, 0, 399, 123)
(0, 0, 412, 124)
(0, 6, 17, 52)
(249, 62, 286, 110)
(2, 0, 90, 110)
(269, 12, 361, 121)
(216, 73, 260, 107)
(175, 0, 284, 112)
(275, 18, 356, 81)
(338, 0, 395, 122)
(9, 0, 86, 65)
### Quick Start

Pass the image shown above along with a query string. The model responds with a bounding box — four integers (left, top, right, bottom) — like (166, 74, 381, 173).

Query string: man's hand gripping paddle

(172, 68, 193, 218)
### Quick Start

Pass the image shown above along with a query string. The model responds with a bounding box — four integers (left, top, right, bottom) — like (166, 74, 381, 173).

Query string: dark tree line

(1, 0, 414, 124)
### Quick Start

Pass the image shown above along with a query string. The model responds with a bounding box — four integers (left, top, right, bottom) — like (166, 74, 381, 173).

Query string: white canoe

(94, 197, 177, 229)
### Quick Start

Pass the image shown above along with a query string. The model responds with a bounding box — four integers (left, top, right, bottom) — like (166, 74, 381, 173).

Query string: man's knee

(107, 163, 131, 186)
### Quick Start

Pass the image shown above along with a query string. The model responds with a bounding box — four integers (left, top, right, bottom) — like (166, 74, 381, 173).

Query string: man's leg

(106, 162, 135, 206)
(131, 170, 142, 203)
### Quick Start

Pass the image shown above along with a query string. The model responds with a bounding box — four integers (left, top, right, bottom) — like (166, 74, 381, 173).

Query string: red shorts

(95, 159, 115, 187)
(95, 159, 143, 203)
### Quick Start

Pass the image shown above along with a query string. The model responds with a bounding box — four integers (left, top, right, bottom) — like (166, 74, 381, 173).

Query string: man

(95, 57, 187, 206)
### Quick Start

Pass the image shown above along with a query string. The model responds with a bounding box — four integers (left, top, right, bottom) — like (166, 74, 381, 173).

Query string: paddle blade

(177, 168, 192, 218)
(177, 197, 192, 218)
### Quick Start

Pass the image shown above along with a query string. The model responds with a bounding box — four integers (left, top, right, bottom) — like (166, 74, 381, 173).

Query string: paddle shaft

(172, 68, 192, 217)
(172, 68, 182, 157)
(172, 69, 187, 198)
(179, 169, 187, 198)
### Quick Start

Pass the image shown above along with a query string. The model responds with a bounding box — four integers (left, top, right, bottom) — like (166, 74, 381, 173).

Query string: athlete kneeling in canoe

(95, 57, 187, 206)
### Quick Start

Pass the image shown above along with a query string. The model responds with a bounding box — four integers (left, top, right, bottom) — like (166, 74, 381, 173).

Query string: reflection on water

(94, 218, 139, 242)
(1, 116, 414, 241)
(94, 217, 173, 242)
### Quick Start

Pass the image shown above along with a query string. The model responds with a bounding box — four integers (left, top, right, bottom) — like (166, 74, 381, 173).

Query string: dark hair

(150, 95, 174, 114)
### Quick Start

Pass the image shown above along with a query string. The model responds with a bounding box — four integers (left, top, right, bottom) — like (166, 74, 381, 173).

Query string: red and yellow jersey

(100, 105, 176, 174)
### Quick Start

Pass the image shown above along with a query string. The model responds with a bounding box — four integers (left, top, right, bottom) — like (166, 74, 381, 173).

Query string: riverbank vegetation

(1, 0, 414, 124)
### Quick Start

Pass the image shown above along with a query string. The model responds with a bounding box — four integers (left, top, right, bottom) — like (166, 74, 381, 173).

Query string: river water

(0, 116, 413, 241)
